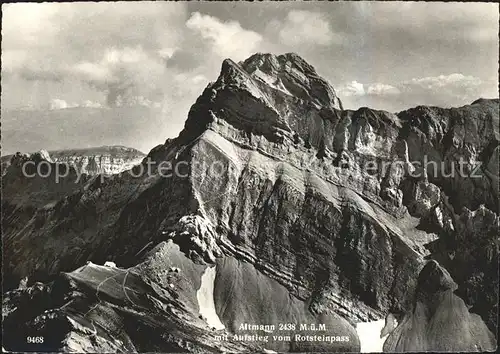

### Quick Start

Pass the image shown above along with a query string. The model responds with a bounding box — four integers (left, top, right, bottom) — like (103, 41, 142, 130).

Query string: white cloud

(49, 99, 79, 110)
(158, 47, 177, 59)
(338, 81, 365, 97)
(1, 2, 187, 107)
(82, 100, 103, 108)
(73, 62, 111, 83)
(1, 50, 29, 73)
(50, 99, 69, 110)
(341, 74, 483, 99)
(366, 83, 400, 96)
(339, 73, 492, 111)
(278, 10, 340, 46)
(126, 96, 153, 107)
(403, 74, 482, 91)
(104, 47, 148, 64)
(186, 12, 263, 60)
(1, 3, 60, 50)
(70, 46, 167, 106)
(397, 74, 487, 106)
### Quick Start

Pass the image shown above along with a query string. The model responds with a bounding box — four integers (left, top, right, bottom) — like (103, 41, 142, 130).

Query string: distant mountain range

(0, 106, 178, 155)
(1, 145, 145, 176)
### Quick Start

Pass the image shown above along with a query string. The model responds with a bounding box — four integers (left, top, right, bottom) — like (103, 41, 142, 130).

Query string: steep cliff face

(2, 53, 498, 352)
(423, 204, 499, 334)
(399, 100, 498, 213)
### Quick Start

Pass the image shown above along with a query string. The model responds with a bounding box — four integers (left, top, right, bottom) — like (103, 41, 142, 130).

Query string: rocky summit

(2, 53, 498, 352)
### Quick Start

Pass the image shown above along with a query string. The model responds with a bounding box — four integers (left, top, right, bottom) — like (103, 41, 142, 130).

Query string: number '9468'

(26, 336, 44, 344)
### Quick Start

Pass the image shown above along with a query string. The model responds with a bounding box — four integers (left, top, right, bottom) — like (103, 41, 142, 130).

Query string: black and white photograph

(1, 1, 498, 352)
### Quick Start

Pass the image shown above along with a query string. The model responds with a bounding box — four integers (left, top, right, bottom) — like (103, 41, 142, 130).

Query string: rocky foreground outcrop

(3, 240, 359, 352)
(384, 260, 496, 352)
(2, 242, 263, 353)
(2, 53, 498, 352)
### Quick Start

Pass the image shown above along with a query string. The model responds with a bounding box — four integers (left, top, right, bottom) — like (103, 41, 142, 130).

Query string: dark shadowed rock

(423, 204, 499, 334)
(383, 260, 496, 352)
(398, 100, 499, 213)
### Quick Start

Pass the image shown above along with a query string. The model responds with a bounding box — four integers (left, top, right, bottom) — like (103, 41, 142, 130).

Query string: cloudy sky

(1, 2, 498, 154)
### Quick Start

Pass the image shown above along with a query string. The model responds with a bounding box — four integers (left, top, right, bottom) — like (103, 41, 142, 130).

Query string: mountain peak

(182, 53, 343, 144)
(235, 52, 342, 110)
(241, 52, 318, 76)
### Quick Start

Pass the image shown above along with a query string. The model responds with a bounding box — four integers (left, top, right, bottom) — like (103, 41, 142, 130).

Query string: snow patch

(104, 261, 116, 268)
(196, 265, 225, 330)
(37, 149, 53, 162)
(356, 319, 387, 353)
(253, 68, 292, 96)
